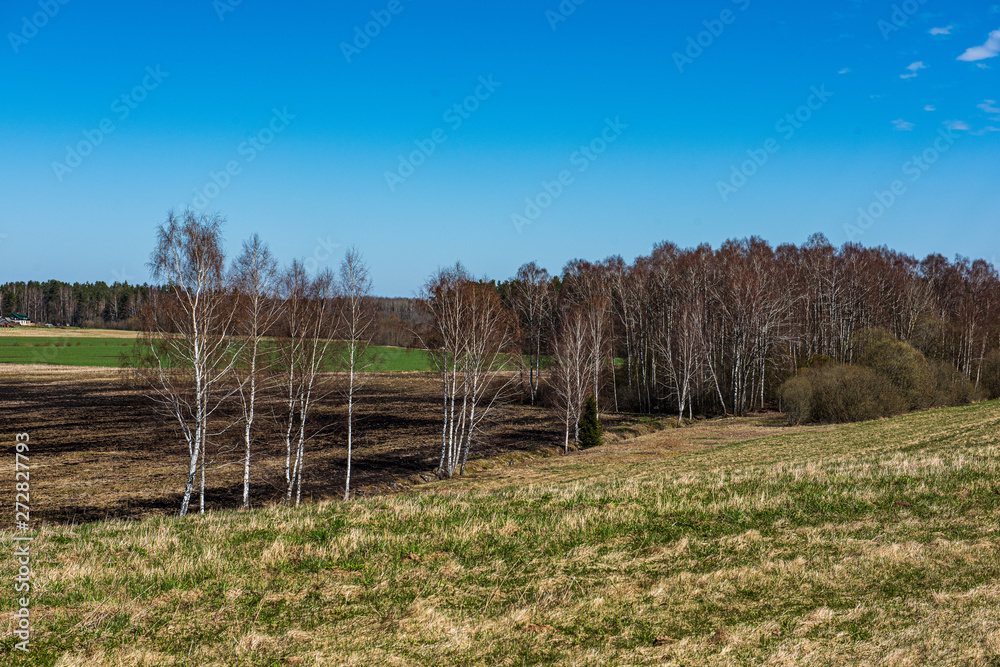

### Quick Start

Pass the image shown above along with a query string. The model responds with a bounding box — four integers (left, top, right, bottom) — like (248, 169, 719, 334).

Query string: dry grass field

(1, 367, 999, 665)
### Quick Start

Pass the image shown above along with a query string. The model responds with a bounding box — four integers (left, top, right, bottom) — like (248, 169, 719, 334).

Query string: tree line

(501, 233, 1000, 433)
(0, 280, 153, 327)
(0, 280, 423, 345)
(124, 213, 1000, 516)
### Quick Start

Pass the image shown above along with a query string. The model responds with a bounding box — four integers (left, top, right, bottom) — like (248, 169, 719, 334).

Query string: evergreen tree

(578, 395, 602, 449)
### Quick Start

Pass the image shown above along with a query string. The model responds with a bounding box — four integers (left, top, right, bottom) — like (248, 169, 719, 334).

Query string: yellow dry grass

(1, 400, 999, 665)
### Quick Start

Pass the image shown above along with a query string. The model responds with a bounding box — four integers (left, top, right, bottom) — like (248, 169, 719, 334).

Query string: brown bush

(782, 329, 984, 425)
(780, 375, 813, 425)
(852, 328, 935, 410)
(779, 363, 906, 425)
(930, 361, 981, 407)
(982, 351, 1000, 400)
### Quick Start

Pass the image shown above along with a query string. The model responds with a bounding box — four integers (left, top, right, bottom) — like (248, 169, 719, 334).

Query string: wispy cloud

(930, 25, 954, 36)
(900, 61, 927, 78)
(978, 99, 1000, 114)
(838, 67, 851, 74)
(945, 120, 970, 130)
(924, 104, 936, 111)
(958, 28, 1000, 61)
(892, 119, 915, 131)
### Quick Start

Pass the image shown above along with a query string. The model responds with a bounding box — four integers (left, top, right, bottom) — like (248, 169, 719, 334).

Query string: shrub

(779, 375, 813, 425)
(807, 364, 906, 424)
(982, 351, 1000, 400)
(779, 362, 906, 425)
(852, 328, 934, 410)
(578, 396, 603, 449)
(930, 361, 981, 407)
(781, 330, 983, 425)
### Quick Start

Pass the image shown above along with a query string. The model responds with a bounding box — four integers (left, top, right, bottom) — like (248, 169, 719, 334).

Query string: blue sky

(1, 0, 998, 296)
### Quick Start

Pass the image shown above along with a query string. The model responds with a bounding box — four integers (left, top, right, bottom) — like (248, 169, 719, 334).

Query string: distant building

(8, 314, 32, 326)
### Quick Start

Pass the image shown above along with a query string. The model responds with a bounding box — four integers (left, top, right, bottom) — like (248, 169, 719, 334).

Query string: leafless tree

(423, 265, 519, 478)
(336, 248, 378, 501)
(232, 234, 280, 509)
(277, 262, 337, 506)
(509, 262, 553, 405)
(141, 210, 242, 516)
(551, 305, 593, 452)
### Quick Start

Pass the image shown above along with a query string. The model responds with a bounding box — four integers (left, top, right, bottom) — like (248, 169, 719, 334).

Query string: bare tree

(232, 234, 280, 509)
(423, 265, 519, 478)
(141, 210, 241, 517)
(277, 262, 337, 507)
(509, 262, 553, 405)
(551, 305, 593, 452)
(336, 248, 378, 501)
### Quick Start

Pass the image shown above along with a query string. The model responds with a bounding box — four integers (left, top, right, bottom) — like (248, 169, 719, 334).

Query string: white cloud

(900, 61, 926, 78)
(838, 67, 851, 74)
(978, 99, 1000, 114)
(945, 120, 971, 130)
(924, 104, 936, 111)
(958, 28, 1000, 61)
(930, 25, 954, 35)
(892, 119, 915, 131)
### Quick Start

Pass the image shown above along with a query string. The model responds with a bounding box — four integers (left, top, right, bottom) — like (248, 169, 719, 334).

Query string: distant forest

(0, 280, 422, 347)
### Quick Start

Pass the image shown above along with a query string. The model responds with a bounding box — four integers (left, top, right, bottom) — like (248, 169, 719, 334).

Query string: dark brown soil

(0, 366, 626, 524)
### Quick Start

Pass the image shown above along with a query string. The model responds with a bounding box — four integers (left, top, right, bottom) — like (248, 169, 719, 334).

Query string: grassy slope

(2, 402, 1000, 665)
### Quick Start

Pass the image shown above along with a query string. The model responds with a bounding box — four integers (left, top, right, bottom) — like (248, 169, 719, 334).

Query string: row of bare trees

(501, 233, 1000, 425)
(420, 265, 518, 477)
(137, 213, 1000, 515)
(136, 212, 377, 516)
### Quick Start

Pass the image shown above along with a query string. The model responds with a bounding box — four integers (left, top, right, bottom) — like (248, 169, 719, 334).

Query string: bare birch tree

(336, 248, 377, 501)
(551, 305, 593, 452)
(141, 210, 241, 516)
(509, 262, 553, 405)
(423, 265, 518, 478)
(232, 234, 280, 509)
(277, 262, 337, 506)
